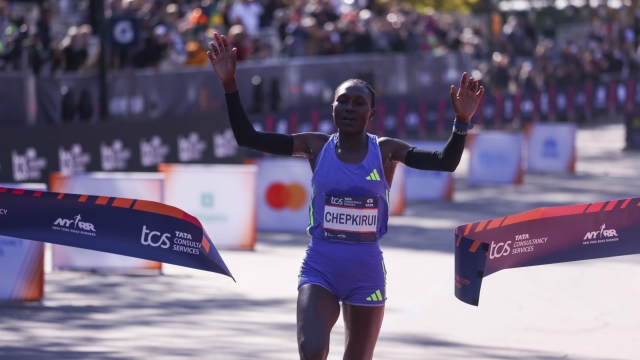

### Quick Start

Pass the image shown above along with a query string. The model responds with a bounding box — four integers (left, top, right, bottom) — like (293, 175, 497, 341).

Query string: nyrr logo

(140, 136, 170, 167)
(53, 214, 96, 232)
(140, 225, 171, 248)
(212, 129, 238, 158)
(12, 148, 47, 181)
(489, 241, 511, 259)
(177, 132, 207, 162)
(58, 144, 92, 175)
(100, 139, 131, 171)
(584, 223, 618, 240)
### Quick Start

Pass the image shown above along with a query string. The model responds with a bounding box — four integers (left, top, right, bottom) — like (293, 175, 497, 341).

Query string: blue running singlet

(307, 133, 390, 242)
(298, 133, 390, 306)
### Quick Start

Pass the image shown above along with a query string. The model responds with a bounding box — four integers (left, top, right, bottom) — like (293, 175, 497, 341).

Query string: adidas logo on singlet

(366, 290, 384, 301)
(366, 169, 381, 181)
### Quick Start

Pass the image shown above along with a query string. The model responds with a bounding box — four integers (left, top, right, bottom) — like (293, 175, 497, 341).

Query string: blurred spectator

(2, 0, 640, 99)
(228, 0, 264, 36)
(61, 25, 92, 72)
(132, 24, 168, 68)
(227, 24, 251, 60)
(36, 4, 52, 50)
(26, 31, 50, 75)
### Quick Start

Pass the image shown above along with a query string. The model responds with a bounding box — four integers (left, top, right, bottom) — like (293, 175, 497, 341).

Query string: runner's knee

(298, 335, 329, 360)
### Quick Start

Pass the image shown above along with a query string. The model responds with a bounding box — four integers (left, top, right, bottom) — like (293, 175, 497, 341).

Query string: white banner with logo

(49, 173, 164, 271)
(256, 158, 312, 232)
(0, 183, 46, 301)
(403, 141, 454, 201)
(160, 164, 257, 250)
(526, 123, 577, 174)
(467, 132, 524, 185)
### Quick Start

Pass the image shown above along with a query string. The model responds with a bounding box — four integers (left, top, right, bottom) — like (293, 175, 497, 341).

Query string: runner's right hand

(208, 32, 237, 84)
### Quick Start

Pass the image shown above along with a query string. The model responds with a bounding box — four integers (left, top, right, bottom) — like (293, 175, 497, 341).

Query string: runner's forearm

(224, 91, 293, 156)
(404, 131, 465, 172)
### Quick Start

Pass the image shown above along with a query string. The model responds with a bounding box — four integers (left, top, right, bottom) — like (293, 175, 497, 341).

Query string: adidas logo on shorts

(366, 289, 384, 301)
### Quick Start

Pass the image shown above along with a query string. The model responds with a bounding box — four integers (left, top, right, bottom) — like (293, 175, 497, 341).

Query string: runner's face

(332, 84, 375, 134)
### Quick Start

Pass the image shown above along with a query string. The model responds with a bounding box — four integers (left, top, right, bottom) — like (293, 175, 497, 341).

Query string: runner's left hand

(450, 72, 484, 125)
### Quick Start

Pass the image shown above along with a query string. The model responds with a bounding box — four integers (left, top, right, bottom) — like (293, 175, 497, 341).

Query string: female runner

(207, 32, 484, 360)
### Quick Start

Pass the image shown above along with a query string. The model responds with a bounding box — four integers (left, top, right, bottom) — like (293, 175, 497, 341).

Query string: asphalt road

(1, 123, 639, 359)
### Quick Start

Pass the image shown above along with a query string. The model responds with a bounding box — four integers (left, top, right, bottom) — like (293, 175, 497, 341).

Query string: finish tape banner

(0, 187, 233, 279)
(454, 197, 640, 306)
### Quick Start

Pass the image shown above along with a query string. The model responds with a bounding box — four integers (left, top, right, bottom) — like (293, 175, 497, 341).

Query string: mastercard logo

(265, 182, 307, 210)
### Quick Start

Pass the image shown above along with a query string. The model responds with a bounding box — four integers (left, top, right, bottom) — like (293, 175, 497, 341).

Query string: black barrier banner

(454, 198, 640, 306)
(0, 188, 233, 278)
(0, 115, 241, 183)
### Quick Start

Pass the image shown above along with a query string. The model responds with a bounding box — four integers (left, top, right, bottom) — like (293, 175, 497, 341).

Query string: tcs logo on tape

(265, 182, 307, 210)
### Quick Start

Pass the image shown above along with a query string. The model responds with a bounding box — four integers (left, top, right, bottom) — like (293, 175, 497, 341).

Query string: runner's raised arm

(207, 32, 328, 159)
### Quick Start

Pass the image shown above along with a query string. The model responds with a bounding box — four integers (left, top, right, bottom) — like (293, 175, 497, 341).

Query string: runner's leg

(297, 284, 341, 360)
(341, 303, 384, 360)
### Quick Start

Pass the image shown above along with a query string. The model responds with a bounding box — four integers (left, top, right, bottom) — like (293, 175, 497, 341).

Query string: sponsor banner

(501, 93, 515, 126)
(519, 92, 535, 123)
(0, 115, 240, 183)
(160, 164, 257, 250)
(476, 93, 496, 128)
(592, 81, 609, 114)
(373, 102, 386, 136)
(424, 100, 439, 135)
(388, 163, 405, 215)
(573, 86, 588, 115)
(537, 91, 550, 122)
(403, 141, 453, 201)
(295, 106, 314, 134)
(467, 132, 524, 185)
(0, 188, 233, 279)
(381, 99, 400, 138)
(272, 110, 292, 135)
(49, 172, 164, 271)
(554, 87, 569, 121)
(526, 123, 576, 173)
(399, 99, 422, 139)
(0, 183, 46, 301)
(256, 158, 312, 232)
(454, 197, 640, 306)
(615, 80, 628, 111)
(316, 106, 336, 135)
(626, 112, 640, 150)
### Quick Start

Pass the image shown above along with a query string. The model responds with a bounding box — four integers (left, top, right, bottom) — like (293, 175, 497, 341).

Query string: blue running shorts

(298, 237, 387, 306)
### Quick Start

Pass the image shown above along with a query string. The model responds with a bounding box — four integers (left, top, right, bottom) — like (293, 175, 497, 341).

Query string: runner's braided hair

(334, 79, 376, 108)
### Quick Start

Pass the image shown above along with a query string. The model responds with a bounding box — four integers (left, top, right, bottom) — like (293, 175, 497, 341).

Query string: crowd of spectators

(2, 0, 640, 94)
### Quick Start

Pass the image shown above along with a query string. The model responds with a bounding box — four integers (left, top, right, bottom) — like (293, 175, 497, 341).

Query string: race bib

(323, 194, 378, 241)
